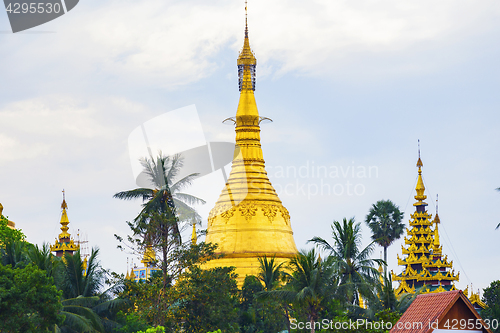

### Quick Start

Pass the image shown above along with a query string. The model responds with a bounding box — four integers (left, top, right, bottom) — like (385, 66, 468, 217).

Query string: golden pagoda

(392, 155, 459, 296)
(0, 203, 16, 229)
(50, 191, 79, 257)
(203, 4, 298, 285)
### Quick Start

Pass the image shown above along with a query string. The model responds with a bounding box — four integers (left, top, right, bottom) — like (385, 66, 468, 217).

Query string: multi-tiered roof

(392, 156, 459, 296)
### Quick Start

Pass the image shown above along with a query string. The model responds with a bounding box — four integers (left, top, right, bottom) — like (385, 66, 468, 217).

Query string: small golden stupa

(203, 4, 298, 285)
(50, 191, 79, 257)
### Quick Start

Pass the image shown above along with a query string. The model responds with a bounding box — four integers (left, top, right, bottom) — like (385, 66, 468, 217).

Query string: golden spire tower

(50, 190, 79, 257)
(204, 3, 298, 285)
(392, 151, 459, 296)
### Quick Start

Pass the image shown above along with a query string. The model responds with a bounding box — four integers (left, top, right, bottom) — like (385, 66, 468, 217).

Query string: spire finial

(237, 0, 257, 92)
(61, 189, 68, 209)
(434, 193, 440, 224)
(436, 194, 439, 215)
(414, 141, 427, 205)
(416, 140, 423, 169)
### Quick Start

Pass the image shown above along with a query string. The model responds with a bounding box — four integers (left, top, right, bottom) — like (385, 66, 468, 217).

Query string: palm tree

(365, 200, 404, 276)
(309, 218, 383, 306)
(27, 242, 58, 278)
(56, 248, 126, 332)
(256, 256, 290, 331)
(351, 274, 420, 321)
(257, 255, 285, 292)
(59, 248, 103, 299)
(113, 153, 205, 243)
(260, 249, 336, 333)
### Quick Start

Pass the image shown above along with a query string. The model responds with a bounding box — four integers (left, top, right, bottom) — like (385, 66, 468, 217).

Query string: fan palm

(365, 200, 404, 276)
(309, 217, 383, 305)
(114, 153, 205, 244)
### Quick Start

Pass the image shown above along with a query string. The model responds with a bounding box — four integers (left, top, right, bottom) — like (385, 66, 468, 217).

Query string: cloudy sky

(0, 0, 499, 292)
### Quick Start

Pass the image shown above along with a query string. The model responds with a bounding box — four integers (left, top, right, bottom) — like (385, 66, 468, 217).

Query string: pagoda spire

(204, 1, 298, 286)
(50, 190, 79, 257)
(393, 148, 459, 296)
(414, 141, 427, 209)
(431, 194, 442, 256)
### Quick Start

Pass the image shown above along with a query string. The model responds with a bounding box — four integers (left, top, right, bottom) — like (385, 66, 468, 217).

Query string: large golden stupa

(203, 7, 298, 284)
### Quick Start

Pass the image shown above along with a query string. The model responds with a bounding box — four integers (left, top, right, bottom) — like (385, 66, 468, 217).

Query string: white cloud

(2, 0, 499, 89)
(0, 133, 49, 164)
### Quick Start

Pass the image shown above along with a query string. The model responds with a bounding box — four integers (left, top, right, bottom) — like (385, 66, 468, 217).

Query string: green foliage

(0, 214, 25, 244)
(27, 242, 58, 278)
(482, 280, 500, 333)
(239, 275, 286, 333)
(259, 249, 339, 330)
(0, 216, 29, 267)
(114, 311, 151, 333)
(309, 218, 383, 306)
(135, 326, 165, 333)
(174, 266, 240, 333)
(323, 310, 399, 333)
(0, 263, 64, 332)
(58, 248, 104, 299)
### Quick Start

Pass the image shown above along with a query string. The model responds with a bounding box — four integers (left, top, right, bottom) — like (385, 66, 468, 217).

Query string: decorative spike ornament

(203, 2, 298, 286)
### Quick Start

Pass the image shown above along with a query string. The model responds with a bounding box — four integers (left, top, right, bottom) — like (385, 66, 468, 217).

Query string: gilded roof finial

(434, 194, 440, 224)
(62, 189, 67, 209)
(414, 141, 427, 205)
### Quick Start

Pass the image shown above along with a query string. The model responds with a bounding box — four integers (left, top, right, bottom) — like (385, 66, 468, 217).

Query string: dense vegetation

(1, 160, 497, 332)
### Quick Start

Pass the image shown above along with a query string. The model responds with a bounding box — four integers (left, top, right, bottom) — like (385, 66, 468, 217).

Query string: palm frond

(113, 188, 153, 201)
(92, 298, 130, 314)
(62, 305, 104, 332)
(60, 311, 97, 333)
(170, 173, 200, 193)
(165, 153, 183, 184)
(174, 192, 206, 206)
(62, 296, 99, 308)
